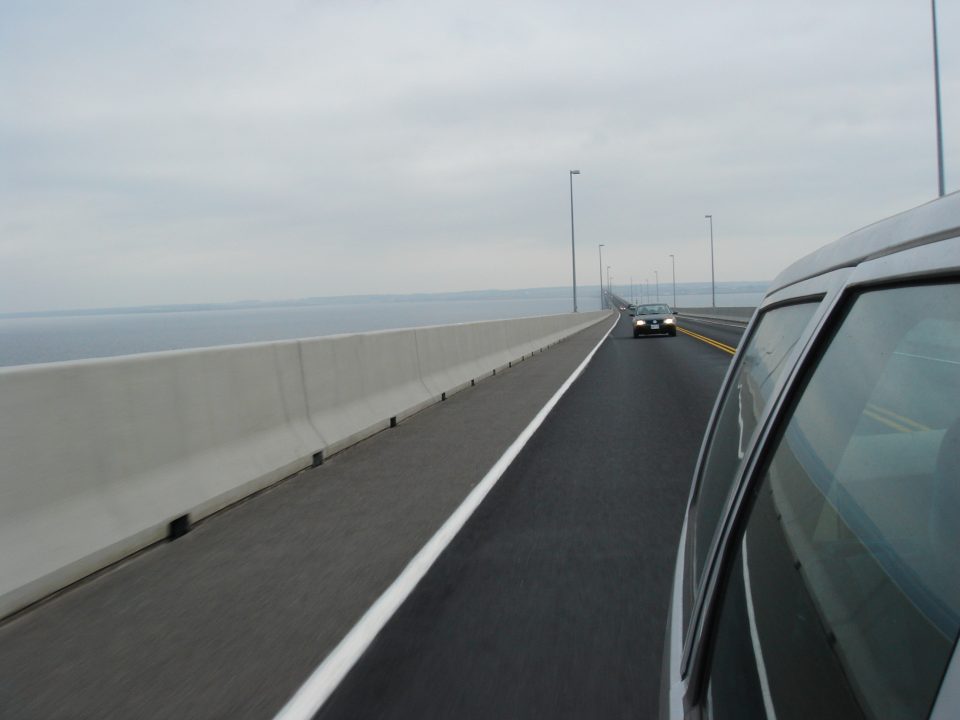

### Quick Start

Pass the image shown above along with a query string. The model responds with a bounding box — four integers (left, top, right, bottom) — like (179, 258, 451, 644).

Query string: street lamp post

(569, 170, 581, 312)
(598, 243, 605, 309)
(607, 266, 612, 305)
(705, 214, 715, 308)
(655, 270, 659, 301)
(932, 0, 946, 197)
(669, 254, 676, 309)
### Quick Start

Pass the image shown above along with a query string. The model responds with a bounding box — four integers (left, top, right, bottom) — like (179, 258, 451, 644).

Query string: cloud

(1, 0, 957, 311)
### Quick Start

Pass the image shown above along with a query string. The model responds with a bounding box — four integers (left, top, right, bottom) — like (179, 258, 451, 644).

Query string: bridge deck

(0, 314, 743, 719)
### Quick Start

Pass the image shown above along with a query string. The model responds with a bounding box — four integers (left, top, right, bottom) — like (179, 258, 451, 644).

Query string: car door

(690, 237, 960, 719)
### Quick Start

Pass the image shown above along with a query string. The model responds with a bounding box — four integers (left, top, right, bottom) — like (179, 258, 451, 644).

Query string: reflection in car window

(690, 303, 818, 599)
(705, 283, 960, 720)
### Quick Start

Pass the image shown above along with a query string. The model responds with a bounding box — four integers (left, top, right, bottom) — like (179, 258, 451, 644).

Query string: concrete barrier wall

(0, 310, 610, 619)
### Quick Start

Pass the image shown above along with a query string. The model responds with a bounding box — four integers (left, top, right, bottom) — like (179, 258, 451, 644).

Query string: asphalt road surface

(316, 312, 743, 720)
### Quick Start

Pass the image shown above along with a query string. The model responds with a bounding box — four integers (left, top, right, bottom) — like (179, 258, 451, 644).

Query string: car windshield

(639, 305, 670, 314)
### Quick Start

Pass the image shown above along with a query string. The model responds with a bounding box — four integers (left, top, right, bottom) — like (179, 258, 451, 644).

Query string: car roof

(768, 190, 960, 295)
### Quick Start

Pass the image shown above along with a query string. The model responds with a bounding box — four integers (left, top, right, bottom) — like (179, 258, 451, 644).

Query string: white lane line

(742, 534, 778, 720)
(273, 313, 619, 720)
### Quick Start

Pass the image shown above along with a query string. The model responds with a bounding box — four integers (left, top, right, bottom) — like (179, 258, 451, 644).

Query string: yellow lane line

(865, 403, 931, 432)
(676, 326, 928, 434)
(677, 326, 737, 355)
(862, 408, 915, 434)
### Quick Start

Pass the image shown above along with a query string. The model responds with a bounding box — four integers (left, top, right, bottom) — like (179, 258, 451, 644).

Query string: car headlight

(664, 318, 675, 324)
(635, 320, 646, 326)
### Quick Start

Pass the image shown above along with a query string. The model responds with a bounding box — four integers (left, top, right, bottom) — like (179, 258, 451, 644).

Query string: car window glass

(690, 303, 818, 601)
(704, 282, 960, 720)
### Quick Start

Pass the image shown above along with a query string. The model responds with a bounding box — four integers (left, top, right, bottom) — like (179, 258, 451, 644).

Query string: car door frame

(677, 233, 960, 716)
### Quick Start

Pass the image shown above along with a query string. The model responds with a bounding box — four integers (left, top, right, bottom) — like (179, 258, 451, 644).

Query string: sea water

(0, 292, 762, 368)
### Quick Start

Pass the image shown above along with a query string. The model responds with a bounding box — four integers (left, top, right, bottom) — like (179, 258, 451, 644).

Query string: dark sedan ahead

(630, 304, 677, 337)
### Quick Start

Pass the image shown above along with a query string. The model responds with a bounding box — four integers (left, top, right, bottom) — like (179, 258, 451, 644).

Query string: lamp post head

(705, 214, 712, 219)
(599, 243, 604, 248)
(570, 169, 580, 175)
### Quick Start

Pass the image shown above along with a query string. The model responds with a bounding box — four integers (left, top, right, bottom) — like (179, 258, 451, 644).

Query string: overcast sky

(2, 0, 957, 312)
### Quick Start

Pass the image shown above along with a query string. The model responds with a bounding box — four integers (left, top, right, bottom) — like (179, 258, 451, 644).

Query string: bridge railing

(674, 306, 756, 325)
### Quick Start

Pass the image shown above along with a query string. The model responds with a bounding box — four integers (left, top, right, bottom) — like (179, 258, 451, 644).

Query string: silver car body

(662, 191, 960, 719)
